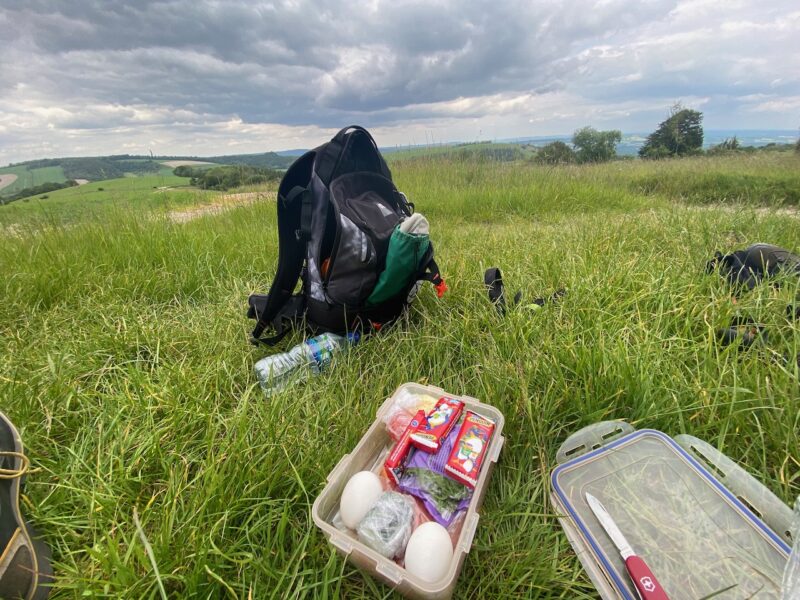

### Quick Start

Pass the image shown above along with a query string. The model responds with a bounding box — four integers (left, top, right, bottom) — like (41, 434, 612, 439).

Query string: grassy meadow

(1, 151, 799, 598)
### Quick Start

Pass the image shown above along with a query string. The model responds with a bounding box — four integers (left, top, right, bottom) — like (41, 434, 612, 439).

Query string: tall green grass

(1, 155, 798, 597)
(595, 152, 800, 206)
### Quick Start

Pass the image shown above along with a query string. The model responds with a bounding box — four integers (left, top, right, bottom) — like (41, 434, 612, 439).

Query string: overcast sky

(0, 0, 798, 163)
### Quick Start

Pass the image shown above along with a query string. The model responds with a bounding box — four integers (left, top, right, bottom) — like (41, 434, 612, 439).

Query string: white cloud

(746, 96, 800, 113)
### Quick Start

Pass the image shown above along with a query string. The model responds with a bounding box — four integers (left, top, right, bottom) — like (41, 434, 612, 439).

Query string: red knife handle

(625, 555, 669, 600)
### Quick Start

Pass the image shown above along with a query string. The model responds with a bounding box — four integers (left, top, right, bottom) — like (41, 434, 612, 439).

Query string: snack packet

(410, 397, 464, 452)
(444, 411, 495, 489)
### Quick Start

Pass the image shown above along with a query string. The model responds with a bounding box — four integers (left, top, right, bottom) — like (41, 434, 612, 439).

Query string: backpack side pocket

(366, 226, 430, 307)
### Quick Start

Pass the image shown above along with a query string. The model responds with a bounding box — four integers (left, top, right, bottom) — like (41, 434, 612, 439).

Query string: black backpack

(247, 125, 446, 345)
(706, 243, 800, 291)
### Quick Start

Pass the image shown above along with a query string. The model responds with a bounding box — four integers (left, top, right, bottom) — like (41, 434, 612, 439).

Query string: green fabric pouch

(366, 226, 430, 307)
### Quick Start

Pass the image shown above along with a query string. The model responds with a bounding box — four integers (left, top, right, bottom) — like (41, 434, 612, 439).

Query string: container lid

(551, 429, 790, 599)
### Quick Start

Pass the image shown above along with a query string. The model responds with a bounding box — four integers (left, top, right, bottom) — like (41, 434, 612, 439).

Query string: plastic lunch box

(551, 421, 793, 599)
(311, 382, 505, 599)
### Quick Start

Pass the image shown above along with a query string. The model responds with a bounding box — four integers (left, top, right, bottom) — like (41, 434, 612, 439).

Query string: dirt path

(0, 174, 18, 191)
(161, 160, 216, 168)
(167, 191, 275, 223)
(688, 204, 800, 218)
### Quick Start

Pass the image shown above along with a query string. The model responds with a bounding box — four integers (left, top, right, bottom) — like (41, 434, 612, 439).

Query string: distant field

(387, 141, 535, 161)
(0, 174, 18, 191)
(0, 164, 67, 195)
(160, 160, 216, 168)
(157, 166, 178, 177)
(0, 173, 198, 226)
(0, 151, 798, 598)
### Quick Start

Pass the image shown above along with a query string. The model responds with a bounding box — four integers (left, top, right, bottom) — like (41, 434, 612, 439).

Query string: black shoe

(0, 412, 52, 600)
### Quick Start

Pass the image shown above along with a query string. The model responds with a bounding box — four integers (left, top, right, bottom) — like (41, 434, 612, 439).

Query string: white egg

(404, 522, 453, 583)
(339, 471, 383, 530)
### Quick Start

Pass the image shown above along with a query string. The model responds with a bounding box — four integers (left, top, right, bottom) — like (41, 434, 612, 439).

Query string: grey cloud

(1, 0, 680, 122)
(314, 1, 682, 113)
(0, 0, 798, 163)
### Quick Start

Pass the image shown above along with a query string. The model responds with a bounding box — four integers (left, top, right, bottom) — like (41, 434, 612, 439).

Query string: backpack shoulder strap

(250, 151, 315, 345)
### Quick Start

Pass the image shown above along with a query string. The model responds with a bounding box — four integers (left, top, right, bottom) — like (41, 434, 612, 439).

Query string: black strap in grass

(484, 267, 508, 316)
(250, 295, 305, 346)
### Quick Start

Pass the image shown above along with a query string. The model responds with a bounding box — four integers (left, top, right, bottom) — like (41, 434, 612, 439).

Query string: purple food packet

(398, 417, 473, 527)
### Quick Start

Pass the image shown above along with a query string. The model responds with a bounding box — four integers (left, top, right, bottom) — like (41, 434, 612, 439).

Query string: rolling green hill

(0, 164, 68, 195)
(1, 152, 294, 198)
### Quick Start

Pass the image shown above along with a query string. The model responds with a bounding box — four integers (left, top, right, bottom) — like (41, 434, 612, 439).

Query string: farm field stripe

(0, 174, 18, 190)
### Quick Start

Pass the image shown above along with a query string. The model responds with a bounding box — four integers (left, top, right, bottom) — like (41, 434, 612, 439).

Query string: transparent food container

(551, 423, 792, 599)
(312, 382, 505, 599)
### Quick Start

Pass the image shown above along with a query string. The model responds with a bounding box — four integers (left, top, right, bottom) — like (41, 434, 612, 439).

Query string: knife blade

(585, 493, 670, 600)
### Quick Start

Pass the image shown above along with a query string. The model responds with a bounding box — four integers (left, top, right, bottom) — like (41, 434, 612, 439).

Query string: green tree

(571, 127, 622, 163)
(189, 165, 280, 190)
(173, 165, 198, 177)
(640, 104, 703, 159)
(535, 141, 576, 164)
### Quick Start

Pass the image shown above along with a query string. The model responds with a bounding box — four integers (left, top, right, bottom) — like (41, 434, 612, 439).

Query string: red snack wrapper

(444, 411, 495, 489)
(384, 410, 426, 485)
(410, 397, 464, 453)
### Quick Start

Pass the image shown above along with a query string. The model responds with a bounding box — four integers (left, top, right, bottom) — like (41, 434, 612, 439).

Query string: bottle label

(306, 333, 359, 372)
(307, 334, 337, 371)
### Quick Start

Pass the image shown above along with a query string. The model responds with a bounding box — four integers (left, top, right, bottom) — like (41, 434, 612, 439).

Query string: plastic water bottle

(254, 332, 359, 395)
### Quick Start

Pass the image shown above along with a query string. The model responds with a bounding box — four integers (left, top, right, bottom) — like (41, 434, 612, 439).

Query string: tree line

(535, 103, 710, 164)
(173, 165, 282, 190)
